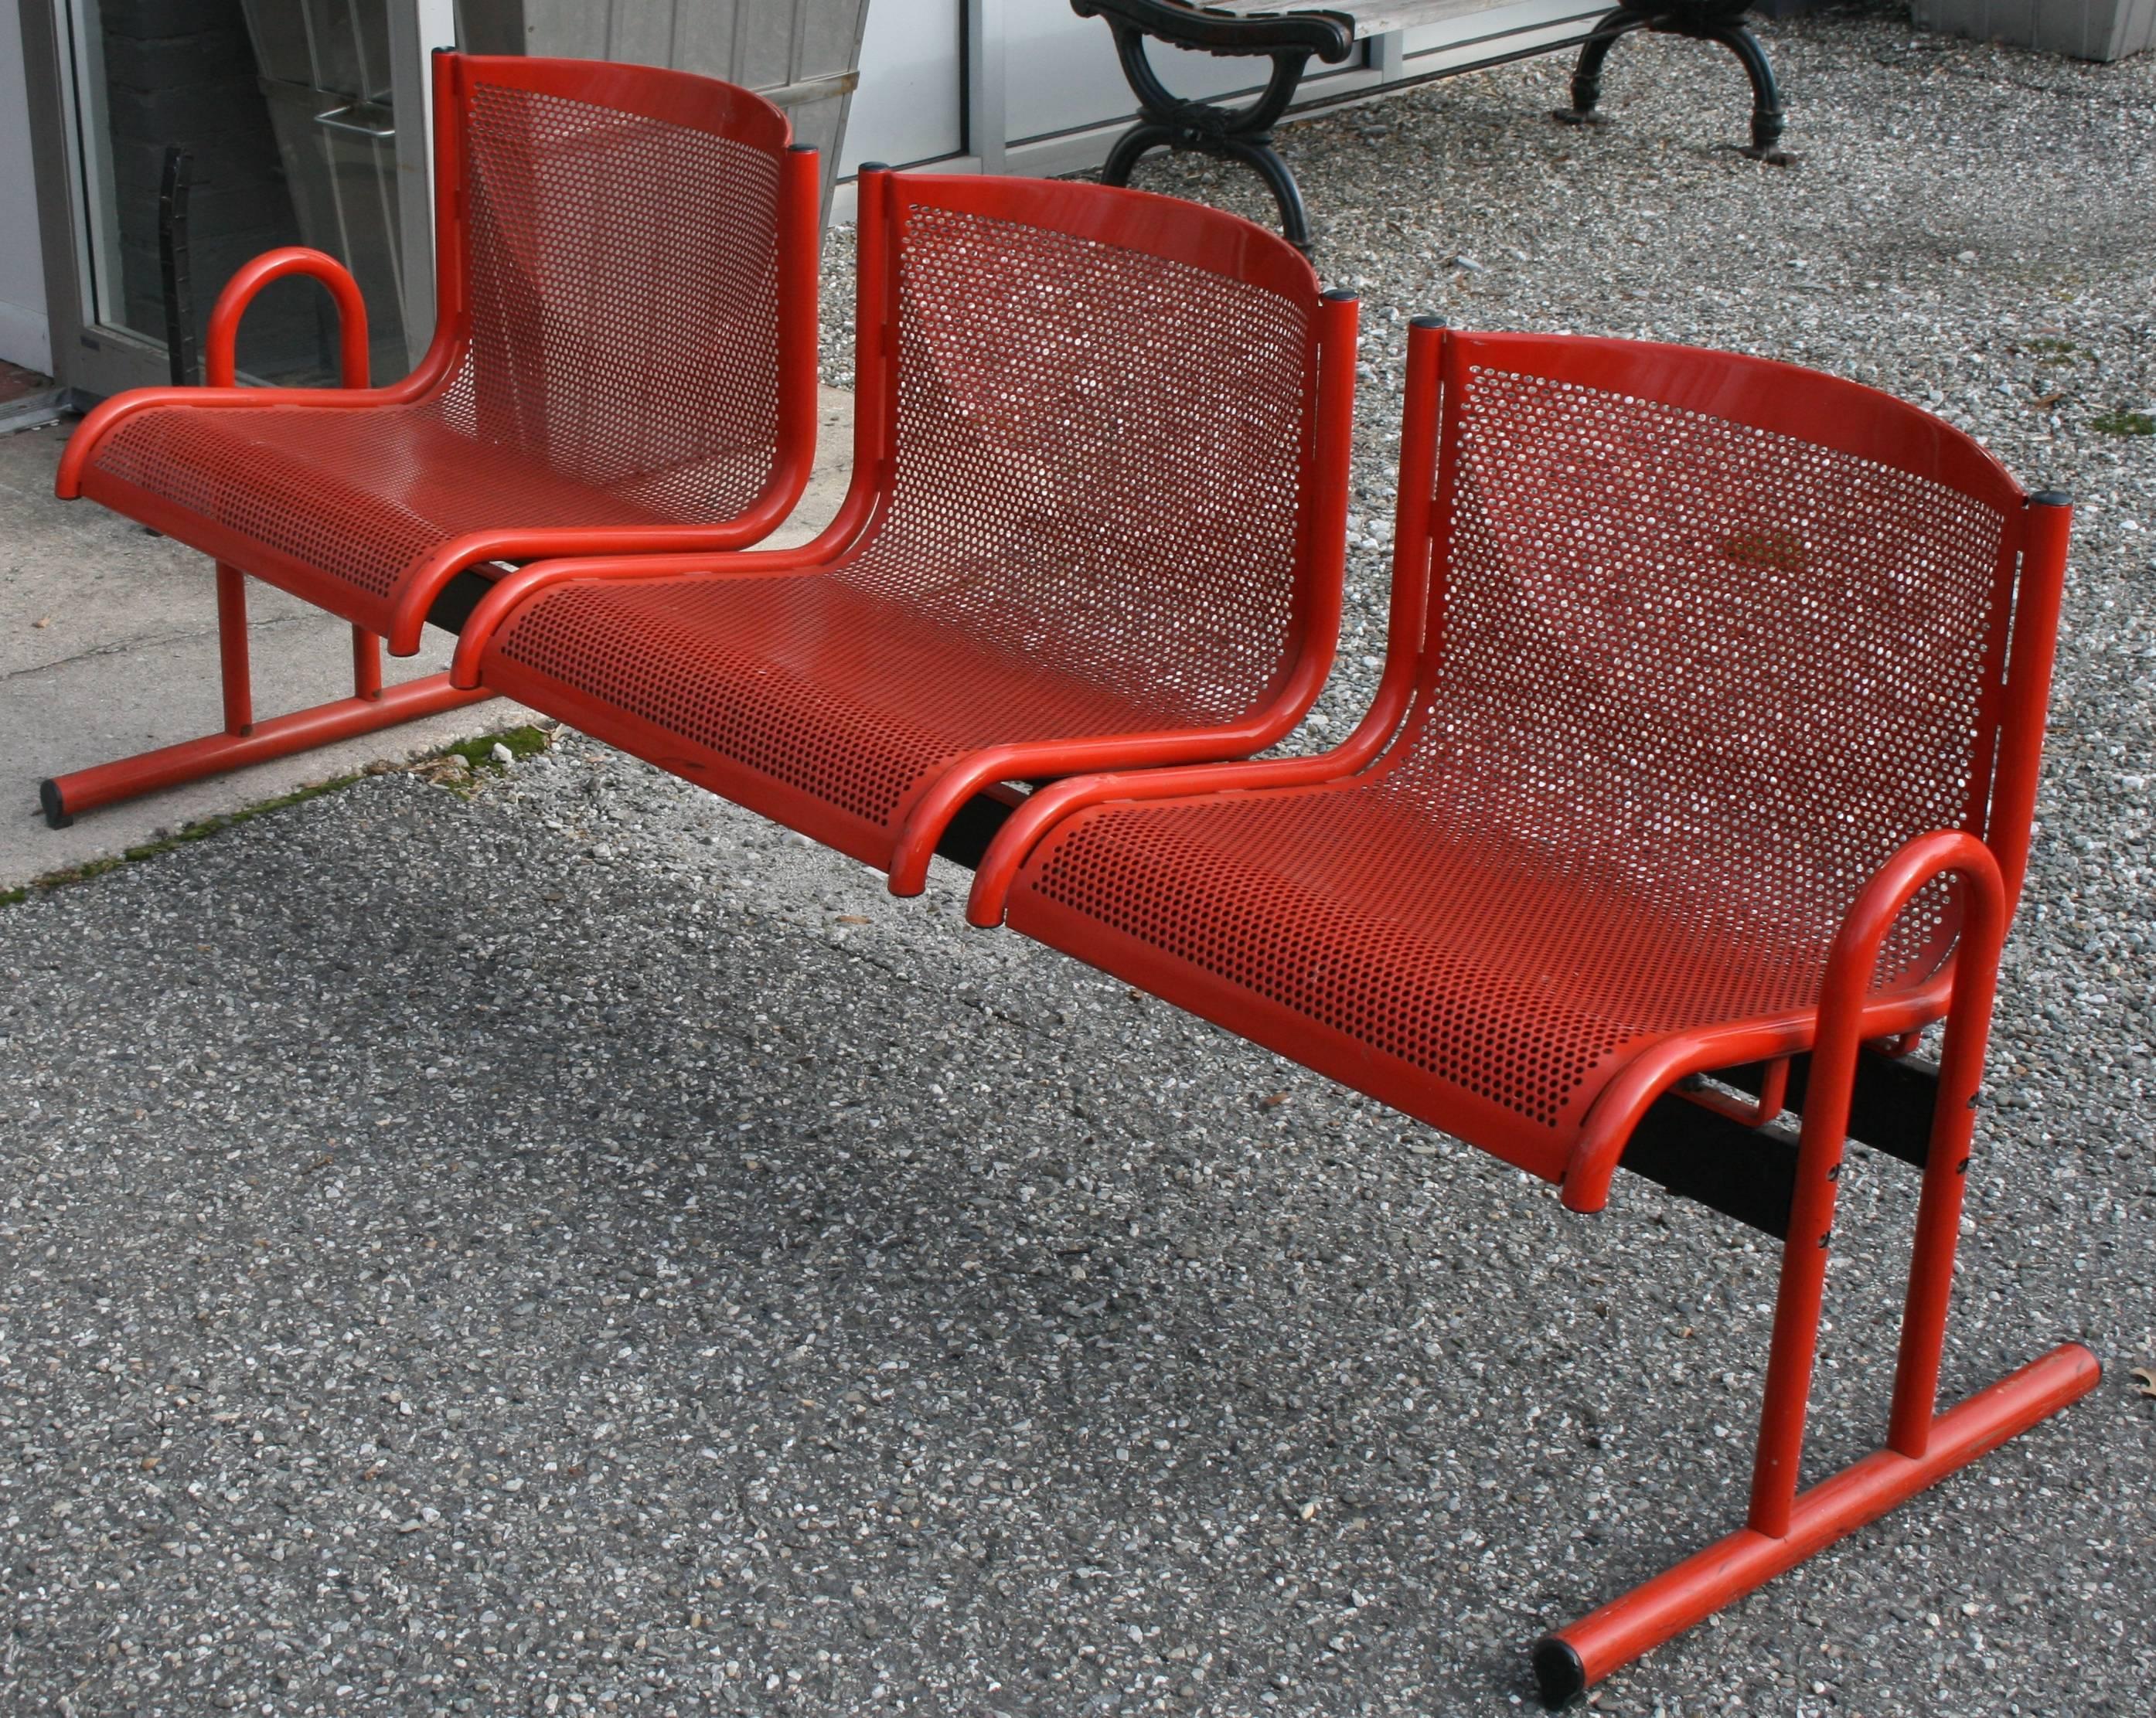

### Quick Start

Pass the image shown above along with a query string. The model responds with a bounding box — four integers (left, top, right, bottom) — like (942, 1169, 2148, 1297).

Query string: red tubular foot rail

(1534, 1342, 2100, 1703)
(40, 675, 492, 828)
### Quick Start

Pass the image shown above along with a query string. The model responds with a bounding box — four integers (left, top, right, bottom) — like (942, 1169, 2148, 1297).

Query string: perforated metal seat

(969, 324, 2093, 1696)
(465, 170, 1358, 888)
(60, 54, 820, 655)
(972, 325, 2057, 1194)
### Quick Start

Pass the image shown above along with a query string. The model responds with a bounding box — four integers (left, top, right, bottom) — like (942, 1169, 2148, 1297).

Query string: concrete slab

(0, 386, 853, 888)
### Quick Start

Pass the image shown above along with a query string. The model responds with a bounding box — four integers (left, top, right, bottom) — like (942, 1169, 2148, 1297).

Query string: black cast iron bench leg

(1557, 2, 1790, 163)
(1097, 22, 1320, 250)
(1075, 0, 1353, 252)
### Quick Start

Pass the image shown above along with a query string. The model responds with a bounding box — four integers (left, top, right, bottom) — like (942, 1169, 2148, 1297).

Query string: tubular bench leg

(215, 561, 252, 734)
(39, 566, 494, 829)
(1532, 976, 2100, 1705)
(1097, 21, 1320, 253)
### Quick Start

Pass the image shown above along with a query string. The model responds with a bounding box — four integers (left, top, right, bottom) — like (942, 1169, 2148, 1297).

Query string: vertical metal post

(965, 0, 1007, 173)
(1369, 29, 1405, 83)
(389, 0, 458, 371)
(353, 627, 384, 700)
(215, 565, 254, 735)
(158, 147, 198, 387)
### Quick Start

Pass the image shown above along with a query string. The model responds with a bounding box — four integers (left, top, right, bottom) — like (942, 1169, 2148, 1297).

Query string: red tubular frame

(1537, 828, 2099, 1703)
(43, 241, 491, 828)
(462, 169, 1357, 889)
(45, 54, 821, 826)
(971, 325, 2096, 1703)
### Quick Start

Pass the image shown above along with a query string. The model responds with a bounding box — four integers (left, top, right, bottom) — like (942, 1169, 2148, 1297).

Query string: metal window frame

(19, 0, 452, 401)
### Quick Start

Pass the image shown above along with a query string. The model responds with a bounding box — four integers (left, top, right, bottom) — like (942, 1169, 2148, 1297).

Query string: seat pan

(79, 393, 737, 634)
(1003, 771, 1935, 1182)
(480, 569, 1259, 870)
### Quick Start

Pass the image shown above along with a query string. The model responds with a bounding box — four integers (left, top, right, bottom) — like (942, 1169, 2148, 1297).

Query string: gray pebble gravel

(5, 8, 2154, 1715)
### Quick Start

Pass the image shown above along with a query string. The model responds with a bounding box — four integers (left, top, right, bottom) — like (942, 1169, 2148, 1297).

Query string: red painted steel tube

(41, 673, 492, 825)
(1286, 288, 1357, 689)
(215, 563, 253, 734)
(1537, 1341, 2100, 1705)
(1748, 831, 2006, 1536)
(1984, 494, 2073, 911)
(431, 50, 468, 340)
(451, 551, 824, 689)
(353, 627, 383, 700)
(1887, 869, 2008, 1457)
(853, 165, 896, 485)
(206, 248, 369, 389)
(776, 143, 822, 505)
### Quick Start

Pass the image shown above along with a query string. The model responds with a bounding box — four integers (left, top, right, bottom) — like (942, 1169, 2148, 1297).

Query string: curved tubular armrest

(1561, 830, 2006, 1214)
(207, 247, 370, 388)
(55, 383, 297, 495)
(962, 704, 1409, 928)
(387, 477, 885, 658)
(888, 686, 1332, 902)
(448, 546, 834, 687)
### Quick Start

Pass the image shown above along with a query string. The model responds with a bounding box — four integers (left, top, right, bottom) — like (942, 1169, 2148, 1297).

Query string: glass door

(49, 0, 449, 393)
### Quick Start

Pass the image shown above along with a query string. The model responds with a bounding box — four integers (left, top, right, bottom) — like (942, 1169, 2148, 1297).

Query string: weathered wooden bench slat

(1188, 0, 1533, 40)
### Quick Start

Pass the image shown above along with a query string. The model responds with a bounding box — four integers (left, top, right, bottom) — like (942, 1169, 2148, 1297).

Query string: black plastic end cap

(1530, 1637, 1587, 1709)
(2029, 489, 2073, 509)
(857, 161, 891, 175)
(787, 142, 816, 154)
(39, 778, 71, 830)
(1321, 287, 1356, 302)
(1410, 314, 1447, 330)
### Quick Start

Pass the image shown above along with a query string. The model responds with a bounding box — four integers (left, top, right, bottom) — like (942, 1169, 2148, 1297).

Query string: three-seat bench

(48, 119, 2094, 1709)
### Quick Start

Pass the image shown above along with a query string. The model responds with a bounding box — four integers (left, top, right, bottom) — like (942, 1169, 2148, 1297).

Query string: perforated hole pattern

(1030, 362, 2011, 1131)
(494, 198, 1316, 832)
(90, 80, 785, 604)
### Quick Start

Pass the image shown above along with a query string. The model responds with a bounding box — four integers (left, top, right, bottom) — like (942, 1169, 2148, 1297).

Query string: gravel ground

(5, 6, 2154, 1715)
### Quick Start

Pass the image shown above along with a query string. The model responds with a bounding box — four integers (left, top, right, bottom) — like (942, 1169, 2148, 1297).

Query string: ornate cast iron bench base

(1077, 0, 1790, 253)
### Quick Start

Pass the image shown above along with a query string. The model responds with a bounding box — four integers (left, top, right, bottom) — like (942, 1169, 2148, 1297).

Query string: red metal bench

(44, 53, 821, 828)
(455, 169, 1357, 891)
(967, 320, 2096, 1702)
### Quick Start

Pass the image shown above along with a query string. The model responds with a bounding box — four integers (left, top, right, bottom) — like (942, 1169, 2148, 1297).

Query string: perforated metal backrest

(437, 56, 793, 515)
(1387, 333, 2027, 996)
(836, 175, 1327, 724)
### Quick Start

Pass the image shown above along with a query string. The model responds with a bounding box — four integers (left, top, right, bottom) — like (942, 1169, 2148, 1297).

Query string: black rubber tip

(788, 142, 816, 154)
(1531, 1637, 1587, 1709)
(857, 161, 891, 175)
(1321, 287, 1357, 302)
(1410, 314, 1447, 330)
(2029, 489, 2073, 509)
(39, 778, 71, 830)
